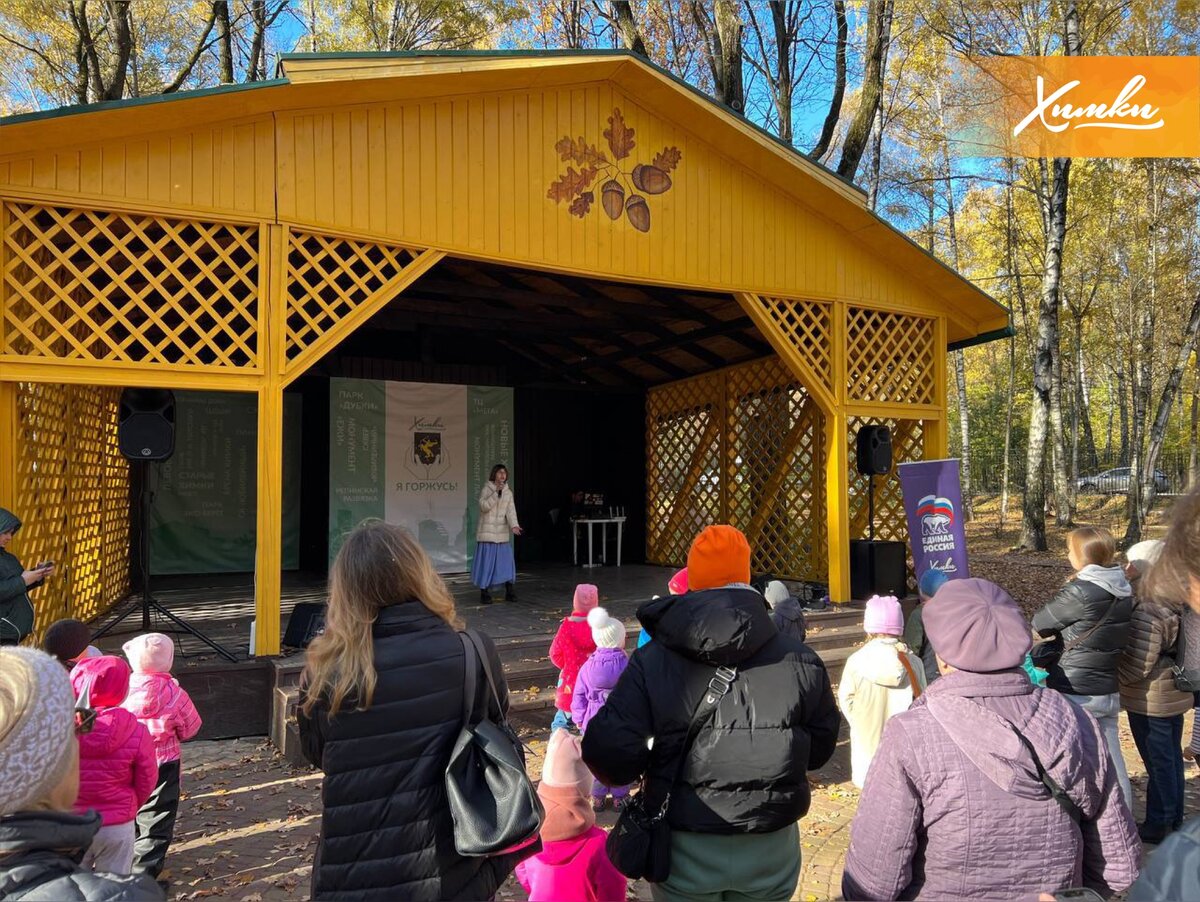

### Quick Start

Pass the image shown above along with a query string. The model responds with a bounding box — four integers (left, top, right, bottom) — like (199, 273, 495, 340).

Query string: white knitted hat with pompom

(587, 607, 626, 649)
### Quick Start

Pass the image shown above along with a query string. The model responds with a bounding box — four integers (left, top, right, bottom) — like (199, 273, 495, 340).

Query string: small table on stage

(572, 516, 626, 568)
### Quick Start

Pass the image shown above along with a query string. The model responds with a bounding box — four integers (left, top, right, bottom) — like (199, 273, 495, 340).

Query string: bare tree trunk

(810, 0, 846, 159)
(1075, 337, 1098, 471)
(936, 86, 971, 520)
(1190, 355, 1199, 487)
(693, 0, 745, 111)
(215, 1, 233, 83)
(866, 103, 885, 209)
(1000, 336, 1016, 529)
(1140, 293, 1200, 518)
(1125, 161, 1159, 544)
(611, 1, 648, 57)
(104, 0, 134, 100)
(1021, 156, 1071, 550)
(1117, 361, 1130, 461)
(836, 0, 893, 180)
(308, 0, 318, 51)
(770, 2, 795, 143)
(163, 5, 220, 93)
(1050, 328, 1073, 525)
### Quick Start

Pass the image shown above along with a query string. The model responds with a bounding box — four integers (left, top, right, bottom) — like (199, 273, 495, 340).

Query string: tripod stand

(92, 460, 237, 662)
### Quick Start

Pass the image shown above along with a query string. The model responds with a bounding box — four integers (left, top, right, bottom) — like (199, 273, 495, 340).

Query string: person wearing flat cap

(842, 578, 1141, 902)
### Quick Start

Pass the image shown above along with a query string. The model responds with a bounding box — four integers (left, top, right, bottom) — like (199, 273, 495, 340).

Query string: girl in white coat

(838, 594, 925, 788)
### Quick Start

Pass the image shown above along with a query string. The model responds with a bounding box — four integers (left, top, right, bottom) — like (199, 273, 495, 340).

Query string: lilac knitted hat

(863, 594, 904, 636)
(923, 578, 1032, 673)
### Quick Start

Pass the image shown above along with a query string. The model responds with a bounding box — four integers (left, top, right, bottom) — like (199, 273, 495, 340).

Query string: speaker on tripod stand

(850, 425, 908, 599)
(93, 389, 237, 661)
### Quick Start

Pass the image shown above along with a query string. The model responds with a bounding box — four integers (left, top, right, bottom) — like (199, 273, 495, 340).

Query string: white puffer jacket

(476, 481, 520, 544)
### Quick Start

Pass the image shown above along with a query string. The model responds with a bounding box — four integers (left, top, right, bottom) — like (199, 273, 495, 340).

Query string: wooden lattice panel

(645, 373, 724, 568)
(647, 357, 828, 582)
(285, 230, 423, 365)
(846, 307, 935, 404)
(1, 203, 259, 367)
(745, 295, 833, 393)
(725, 358, 826, 581)
(11, 383, 130, 635)
(847, 417, 923, 589)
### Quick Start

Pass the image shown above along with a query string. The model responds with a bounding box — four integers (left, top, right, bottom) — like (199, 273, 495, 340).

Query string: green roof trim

(948, 324, 1014, 352)
(0, 79, 289, 127)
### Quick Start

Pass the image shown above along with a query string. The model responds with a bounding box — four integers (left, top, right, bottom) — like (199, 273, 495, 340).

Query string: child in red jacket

(122, 633, 203, 878)
(70, 655, 157, 875)
(548, 584, 598, 732)
(515, 730, 626, 902)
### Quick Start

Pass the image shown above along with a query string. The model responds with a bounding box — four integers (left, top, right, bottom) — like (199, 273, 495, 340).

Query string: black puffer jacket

(0, 811, 163, 900)
(1032, 572, 1134, 696)
(582, 586, 841, 833)
(297, 603, 533, 901)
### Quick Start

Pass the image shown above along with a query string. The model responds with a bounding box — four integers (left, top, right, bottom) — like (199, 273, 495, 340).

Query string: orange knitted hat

(687, 525, 751, 590)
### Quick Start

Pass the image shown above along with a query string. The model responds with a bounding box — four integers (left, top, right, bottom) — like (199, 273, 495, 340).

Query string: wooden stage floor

(91, 563, 678, 667)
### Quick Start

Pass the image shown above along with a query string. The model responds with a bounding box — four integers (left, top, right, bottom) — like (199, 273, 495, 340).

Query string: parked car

(1075, 467, 1169, 495)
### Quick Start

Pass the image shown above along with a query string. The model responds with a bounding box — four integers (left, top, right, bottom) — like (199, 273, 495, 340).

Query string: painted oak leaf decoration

(652, 146, 681, 172)
(604, 108, 635, 160)
(555, 136, 608, 167)
(569, 191, 594, 218)
(547, 106, 680, 233)
(546, 166, 598, 204)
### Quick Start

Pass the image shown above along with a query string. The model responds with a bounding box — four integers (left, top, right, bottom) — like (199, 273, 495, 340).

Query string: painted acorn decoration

(601, 179, 624, 219)
(625, 194, 650, 232)
(632, 163, 671, 195)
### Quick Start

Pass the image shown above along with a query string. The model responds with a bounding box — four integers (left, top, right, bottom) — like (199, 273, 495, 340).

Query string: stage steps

(270, 604, 867, 762)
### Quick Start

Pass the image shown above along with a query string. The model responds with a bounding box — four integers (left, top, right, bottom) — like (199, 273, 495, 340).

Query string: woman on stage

(473, 464, 522, 604)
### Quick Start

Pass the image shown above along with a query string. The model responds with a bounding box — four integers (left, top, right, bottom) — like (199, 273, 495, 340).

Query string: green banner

(328, 378, 513, 571)
(328, 378, 387, 561)
(149, 392, 301, 574)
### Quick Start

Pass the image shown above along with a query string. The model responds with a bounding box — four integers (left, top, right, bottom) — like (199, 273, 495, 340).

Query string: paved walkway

(164, 709, 1199, 902)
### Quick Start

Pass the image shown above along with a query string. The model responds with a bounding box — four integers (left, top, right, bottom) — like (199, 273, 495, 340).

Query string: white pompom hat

(588, 607, 626, 649)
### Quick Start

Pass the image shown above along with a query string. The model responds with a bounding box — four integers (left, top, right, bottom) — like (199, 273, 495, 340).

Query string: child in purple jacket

(571, 607, 630, 811)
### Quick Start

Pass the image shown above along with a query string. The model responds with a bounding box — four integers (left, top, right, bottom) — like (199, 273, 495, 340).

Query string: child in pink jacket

(548, 584, 599, 732)
(515, 730, 626, 902)
(122, 633, 202, 878)
(70, 655, 157, 875)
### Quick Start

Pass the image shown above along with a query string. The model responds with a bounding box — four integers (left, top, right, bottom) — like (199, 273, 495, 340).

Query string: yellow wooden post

(0, 381, 15, 513)
(924, 316, 950, 459)
(254, 224, 285, 656)
(826, 300, 851, 603)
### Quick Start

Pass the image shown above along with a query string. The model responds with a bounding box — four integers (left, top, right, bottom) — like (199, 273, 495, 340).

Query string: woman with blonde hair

(297, 520, 531, 901)
(1032, 525, 1135, 807)
(0, 646, 162, 900)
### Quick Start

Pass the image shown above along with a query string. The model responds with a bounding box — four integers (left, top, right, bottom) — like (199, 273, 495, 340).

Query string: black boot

(480, 588, 493, 605)
(504, 581, 517, 602)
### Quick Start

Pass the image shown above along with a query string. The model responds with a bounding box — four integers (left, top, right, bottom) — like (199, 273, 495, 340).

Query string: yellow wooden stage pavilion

(0, 51, 1008, 655)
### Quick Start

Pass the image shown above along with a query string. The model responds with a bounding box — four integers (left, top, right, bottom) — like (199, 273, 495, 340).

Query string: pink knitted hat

(572, 584, 599, 614)
(667, 568, 689, 595)
(863, 594, 904, 636)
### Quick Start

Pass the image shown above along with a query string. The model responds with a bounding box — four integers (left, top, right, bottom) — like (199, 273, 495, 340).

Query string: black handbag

(445, 630, 544, 857)
(606, 664, 737, 883)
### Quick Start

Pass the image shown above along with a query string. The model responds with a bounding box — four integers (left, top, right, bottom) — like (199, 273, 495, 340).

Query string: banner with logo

(149, 391, 302, 574)
(329, 378, 514, 572)
(897, 459, 970, 585)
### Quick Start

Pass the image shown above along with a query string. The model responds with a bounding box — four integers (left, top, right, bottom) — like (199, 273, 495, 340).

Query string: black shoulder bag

(445, 630, 544, 857)
(606, 664, 737, 883)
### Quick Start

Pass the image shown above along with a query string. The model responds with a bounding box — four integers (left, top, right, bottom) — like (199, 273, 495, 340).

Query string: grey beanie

(0, 647, 77, 814)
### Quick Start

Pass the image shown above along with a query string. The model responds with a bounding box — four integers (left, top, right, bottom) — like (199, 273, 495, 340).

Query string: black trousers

(132, 759, 181, 879)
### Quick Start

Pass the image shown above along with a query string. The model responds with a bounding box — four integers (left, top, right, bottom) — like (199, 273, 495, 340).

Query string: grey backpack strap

(458, 632, 478, 728)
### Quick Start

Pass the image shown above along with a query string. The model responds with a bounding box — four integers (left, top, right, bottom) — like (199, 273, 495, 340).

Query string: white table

(572, 517, 626, 568)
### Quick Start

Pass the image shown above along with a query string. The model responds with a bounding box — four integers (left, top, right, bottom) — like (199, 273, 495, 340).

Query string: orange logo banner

(954, 56, 1200, 158)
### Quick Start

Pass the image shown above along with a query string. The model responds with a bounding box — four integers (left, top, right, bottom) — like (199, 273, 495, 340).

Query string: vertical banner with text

(328, 378, 386, 560)
(328, 378, 514, 573)
(897, 459, 971, 585)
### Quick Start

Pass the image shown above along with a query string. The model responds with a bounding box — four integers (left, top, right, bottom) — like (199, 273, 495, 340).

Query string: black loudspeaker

(283, 603, 327, 648)
(118, 389, 176, 461)
(856, 425, 893, 476)
(850, 539, 908, 599)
